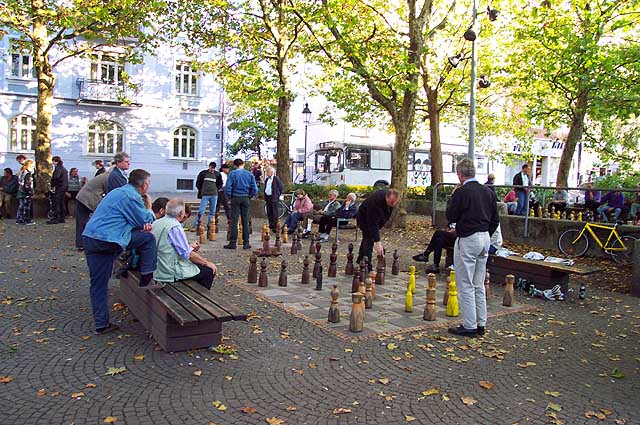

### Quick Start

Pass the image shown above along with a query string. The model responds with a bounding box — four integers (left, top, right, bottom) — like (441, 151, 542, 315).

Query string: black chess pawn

(391, 249, 400, 275)
(301, 256, 310, 285)
(315, 264, 323, 291)
(328, 243, 338, 278)
(313, 250, 322, 279)
(290, 233, 298, 255)
(248, 254, 258, 283)
(345, 243, 355, 275)
(258, 258, 268, 287)
(275, 230, 282, 250)
(375, 253, 385, 286)
(309, 233, 316, 254)
(315, 241, 321, 254)
(278, 260, 288, 287)
(296, 229, 303, 251)
(351, 269, 360, 294)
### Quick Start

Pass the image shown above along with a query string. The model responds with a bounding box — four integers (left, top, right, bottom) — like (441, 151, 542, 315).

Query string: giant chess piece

(408, 265, 416, 294)
(258, 257, 268, 287)
(349, 292, 365, 333)
(214, 213, 220, 233)
(365, 277, 374, 309)
(262, 223, 270, 239)
(262, 231, 271, 255)
(446, 272, 459, 317)
(345, 243, 355, 275)
(423, 273, 437, 321)
(207, 221, 216, 241)
(248, 254, 258, 284)
(278, 260, 288, 287)
(301, 256, 310, 285)
(282, 223, 289, 243)
(290, 232, 298, 255)
(375, 253, 385, 285)
(275, 227, 282, 250)
(351, 270, 360, 294)
(199, 227, 206, 245)
(309, 233, 316, 255)
(359, 258, 367, 286)
(484, 271, 491, 299)
(313, 249, 322, 279)
(391, 249, 400, 275)
(315, 264, 323, 291)
(328, 285, 340, 323)
(296, 228, 303, 251)
(443, 271, 453, 306)
(405, 266, 415, 312)
(196, 214, 204, 236)
(503, 274, 515, 307)
(328, 243, 338, 277)
(368, 271, 377, 300)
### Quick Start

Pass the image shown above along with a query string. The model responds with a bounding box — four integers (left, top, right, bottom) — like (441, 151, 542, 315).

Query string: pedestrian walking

(194, 162, 222, 230)
(446, 158, 499, 337)
(355, 189, 400, 270)
(223, 158, 258, 250)
(263, 166, 284, 232)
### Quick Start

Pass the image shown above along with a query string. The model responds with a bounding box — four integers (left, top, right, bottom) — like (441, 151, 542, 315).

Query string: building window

(346, 148, 370, 169)
(88, 121, 123, 154)
(9, 41, 35, 79)
(173, 126, 197, 159)
(9, 115, 36, 151)
(90, 54, 124, 84)
(176, 179, 194, 190)
(175, 62, 198, 95)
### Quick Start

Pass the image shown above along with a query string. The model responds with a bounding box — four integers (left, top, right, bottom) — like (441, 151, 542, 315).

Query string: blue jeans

(515, 191, 527, 216)
(284, 212, 304, 233)
(83, 231, 157, 330)
(195, 195, 218, 227)
(597, 204, 621, 222)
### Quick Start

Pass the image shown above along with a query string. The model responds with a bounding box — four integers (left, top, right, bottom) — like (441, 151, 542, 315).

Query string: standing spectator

(512, 164, 531, 216)
(94, 160, 106, 177)
(216, 164, 231, 221)
(548, 188, 570, 214)
(16, 159, 35, 225)
(252, 161, 263, 190)
(75, 169, 111, 250)
(107, 152, 130, 193)
(446, 158, 499, 337)
(47, 156, 68, 224)
(282, 189, 313, 235)
(0, 168, 19, 219)
(82, 169, 161, 335)
(65, 167, 85, 218)
(263, 166, 284, 232)
(194, 162, 222, 230)
(503, 189, 518, 214)
(356, 189, 400, 270)
(318, 192, 358, 241)
(152, 198, 217, 289)
(598, 189, 625, 222)
(484, 173, 497, 198)
(15, 154, 28, 174)
(223, 158, 258, 250)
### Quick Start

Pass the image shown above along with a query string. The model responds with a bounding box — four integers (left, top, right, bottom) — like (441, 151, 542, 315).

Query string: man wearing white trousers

(446, 158, 500, 338)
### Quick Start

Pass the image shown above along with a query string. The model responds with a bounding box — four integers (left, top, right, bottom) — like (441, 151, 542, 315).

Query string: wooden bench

(117, 263, 247, 352)
(487, 255, 600, 293)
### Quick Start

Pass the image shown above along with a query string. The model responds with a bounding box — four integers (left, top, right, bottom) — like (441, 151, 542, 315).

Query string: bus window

(371, 149, 391, 170)
(409, 152, 430, 171)
(346, 148, 370, 169)
(315, 149, 343, 173)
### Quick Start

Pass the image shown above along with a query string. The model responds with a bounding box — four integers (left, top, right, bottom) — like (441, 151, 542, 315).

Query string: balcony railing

(77, 79, 139, 105)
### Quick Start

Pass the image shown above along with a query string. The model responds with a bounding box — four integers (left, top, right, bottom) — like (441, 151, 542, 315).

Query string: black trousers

(265, 197, 279, 230)
(318, 215, 337, 234)
(424, 230, 457, 266)
(52, 189, 65, 221)
(75, 201, 92, 249)
(229, 196, 250, 246)
(216, 191, 231, 220)
(190, 264, 215, 290)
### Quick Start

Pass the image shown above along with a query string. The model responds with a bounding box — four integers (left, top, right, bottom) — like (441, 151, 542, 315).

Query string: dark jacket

(51, 164, 69, 191)
(263, 174, 284, 200)
(335, 201, 358, 219)
(196, 169, 223, 199)
(1, 175, 19, 195)
(95, 167, 106, 177)
(446, 180, 499, 238)
(356, 190, 393, 242)
(512, 171, 531, 193)
(107, 168, 127, 193)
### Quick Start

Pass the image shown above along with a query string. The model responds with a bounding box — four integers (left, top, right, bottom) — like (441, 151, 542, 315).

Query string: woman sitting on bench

(318, 192, 358, 242)
(152, 198, 217, 289)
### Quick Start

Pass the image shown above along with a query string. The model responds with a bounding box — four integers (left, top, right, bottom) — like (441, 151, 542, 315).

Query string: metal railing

(77, 79, 139, 104)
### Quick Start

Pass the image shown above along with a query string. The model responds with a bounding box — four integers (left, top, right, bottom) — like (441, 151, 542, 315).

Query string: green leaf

(610, 368, 624, 379)
(104, 366, 126, 376)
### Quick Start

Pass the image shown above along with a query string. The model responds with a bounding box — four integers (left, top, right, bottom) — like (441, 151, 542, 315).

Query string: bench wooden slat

(162, 285, 214, 323)
(492, 255, 598, 275)
(183, 280, 248, 321)
(169, 282, 234, 322)
(152, 289, 199, 326)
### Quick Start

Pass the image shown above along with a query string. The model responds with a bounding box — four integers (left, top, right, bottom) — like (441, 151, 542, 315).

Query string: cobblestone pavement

(0, 218, 639, 425)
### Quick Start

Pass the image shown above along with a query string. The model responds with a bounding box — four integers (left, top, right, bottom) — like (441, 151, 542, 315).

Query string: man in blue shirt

(224, 158, 258, 250)
(83, 169, 160, 335)
(107, 152, 130, 193)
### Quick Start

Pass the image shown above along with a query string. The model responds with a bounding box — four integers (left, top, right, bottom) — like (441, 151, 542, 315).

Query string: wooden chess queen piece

(313, 249, 322, 279)
(258, 257, 268, 287)
(423, 273, 436, 321)
(405, 265, 415, 312)
(391, 249, 400, 275)
(349, 291, 365, 333)
(503, 274, 515, 307)
(359, 258, 367, 286)
(301, 256, 310, 285)
(278, 260, 288, 287)
(328, 285, 340, 323)
(328, 243, 338, 277)
(275, 226, 282, 250)
(315, 264, 323, 291)
(345, 243, 355, 276)
(282, 223, 289, 243)
(351, 269, 360, 294)
(248, 254, 258, 284)
(446, 272, 459, 317)
(365, 277, 374, 309)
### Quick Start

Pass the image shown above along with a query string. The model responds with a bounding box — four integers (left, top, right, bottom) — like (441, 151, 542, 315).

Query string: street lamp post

(468, 0, 478, 160)
(302, 103, 312, 183)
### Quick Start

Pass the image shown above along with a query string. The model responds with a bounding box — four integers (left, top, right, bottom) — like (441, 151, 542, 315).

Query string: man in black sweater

(356, 189, 400, 270)
(48, 156, 68, 224)
(446, 158, 499, 338)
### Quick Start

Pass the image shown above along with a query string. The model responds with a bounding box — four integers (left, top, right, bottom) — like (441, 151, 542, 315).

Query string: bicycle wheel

(277, 201, 288, 219)
(608, 235, 637, 264)
(558, 229, 589, 257)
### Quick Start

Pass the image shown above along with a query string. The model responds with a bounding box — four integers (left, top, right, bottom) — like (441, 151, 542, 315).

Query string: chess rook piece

(328, 243, 338, 277)
(392, 250, 400, 275)
(365, 277, 373, 309)
(258, 258, 268, 287)
(248, 254, 258, 283)
(207, 222, 216, 241)
(328, 285, 340, 323)
(375, 253, 385, 286)
(315, 264, 323, 291)
(503, 274, 515, 307)
(423, 273, 437, 321)
(446, 273, 459, 317)
(484, 271, 491, 299)
(313, 250, 322, 279)
(408, 265, 416, 294)
(282, 223, 289, 243)
(290, 233, 298, 255)
(368, 271, 377, 300)
(262, 232, 271, 254)
(278, 260, 288, 287)
(345, 243, 355, 275)
(301, 256, 310, 285)
(349, 292, 364, 333)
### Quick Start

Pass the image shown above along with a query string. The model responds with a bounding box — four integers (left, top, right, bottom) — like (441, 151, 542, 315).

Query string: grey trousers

(453, 231, 490, 330)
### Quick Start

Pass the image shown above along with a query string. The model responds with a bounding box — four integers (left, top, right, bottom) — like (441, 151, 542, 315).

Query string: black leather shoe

(477, 326, 485, 336)
(448, 325, 478, 337)
(243, 244, 252, 250)
(412, 253, 429, 262)
(223, 244, 237, 250)
(425, 265, 440, 274)
(46, 219, 58, 225)
(94, 323, 120, 335)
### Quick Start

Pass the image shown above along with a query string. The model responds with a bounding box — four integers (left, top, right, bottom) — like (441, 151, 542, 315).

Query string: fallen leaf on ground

(517, 362, 536, 368)
(405, 415, 416, 422)
(211, 400, 227, 411)
(585, 411, 606, 420)
(378, 378, 390, 385)
(104, 417, 118, 424)
(479, 381, 495, 390)
(85, 383, 97, 388)
(461, 396, 478, 406)
(610, 368, 624, 379)
(36, 389, 46, 396)
(285, 406, 297, 411)
(332, 408, 352, 415)
(344, 348, 353, 353)
(421, 389, 439, 396)
(133, 354, 145, 361)
(266, 418, 285, 425)
(105, 367, 126, 376)
(193, 370, 202, 377)
(544, 391, 561, 397)
(224, 376, 233, 381)
(71, 392, 85, 398)
(547, 402, 562, 412)
(240, 406, 257, 414)
(387, 343, 398, 350)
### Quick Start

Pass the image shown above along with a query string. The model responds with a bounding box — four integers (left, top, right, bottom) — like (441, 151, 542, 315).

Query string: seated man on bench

(412, 223, 457, 274)
(318, 192, 358, 242)
(152, 198, 218, 289)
